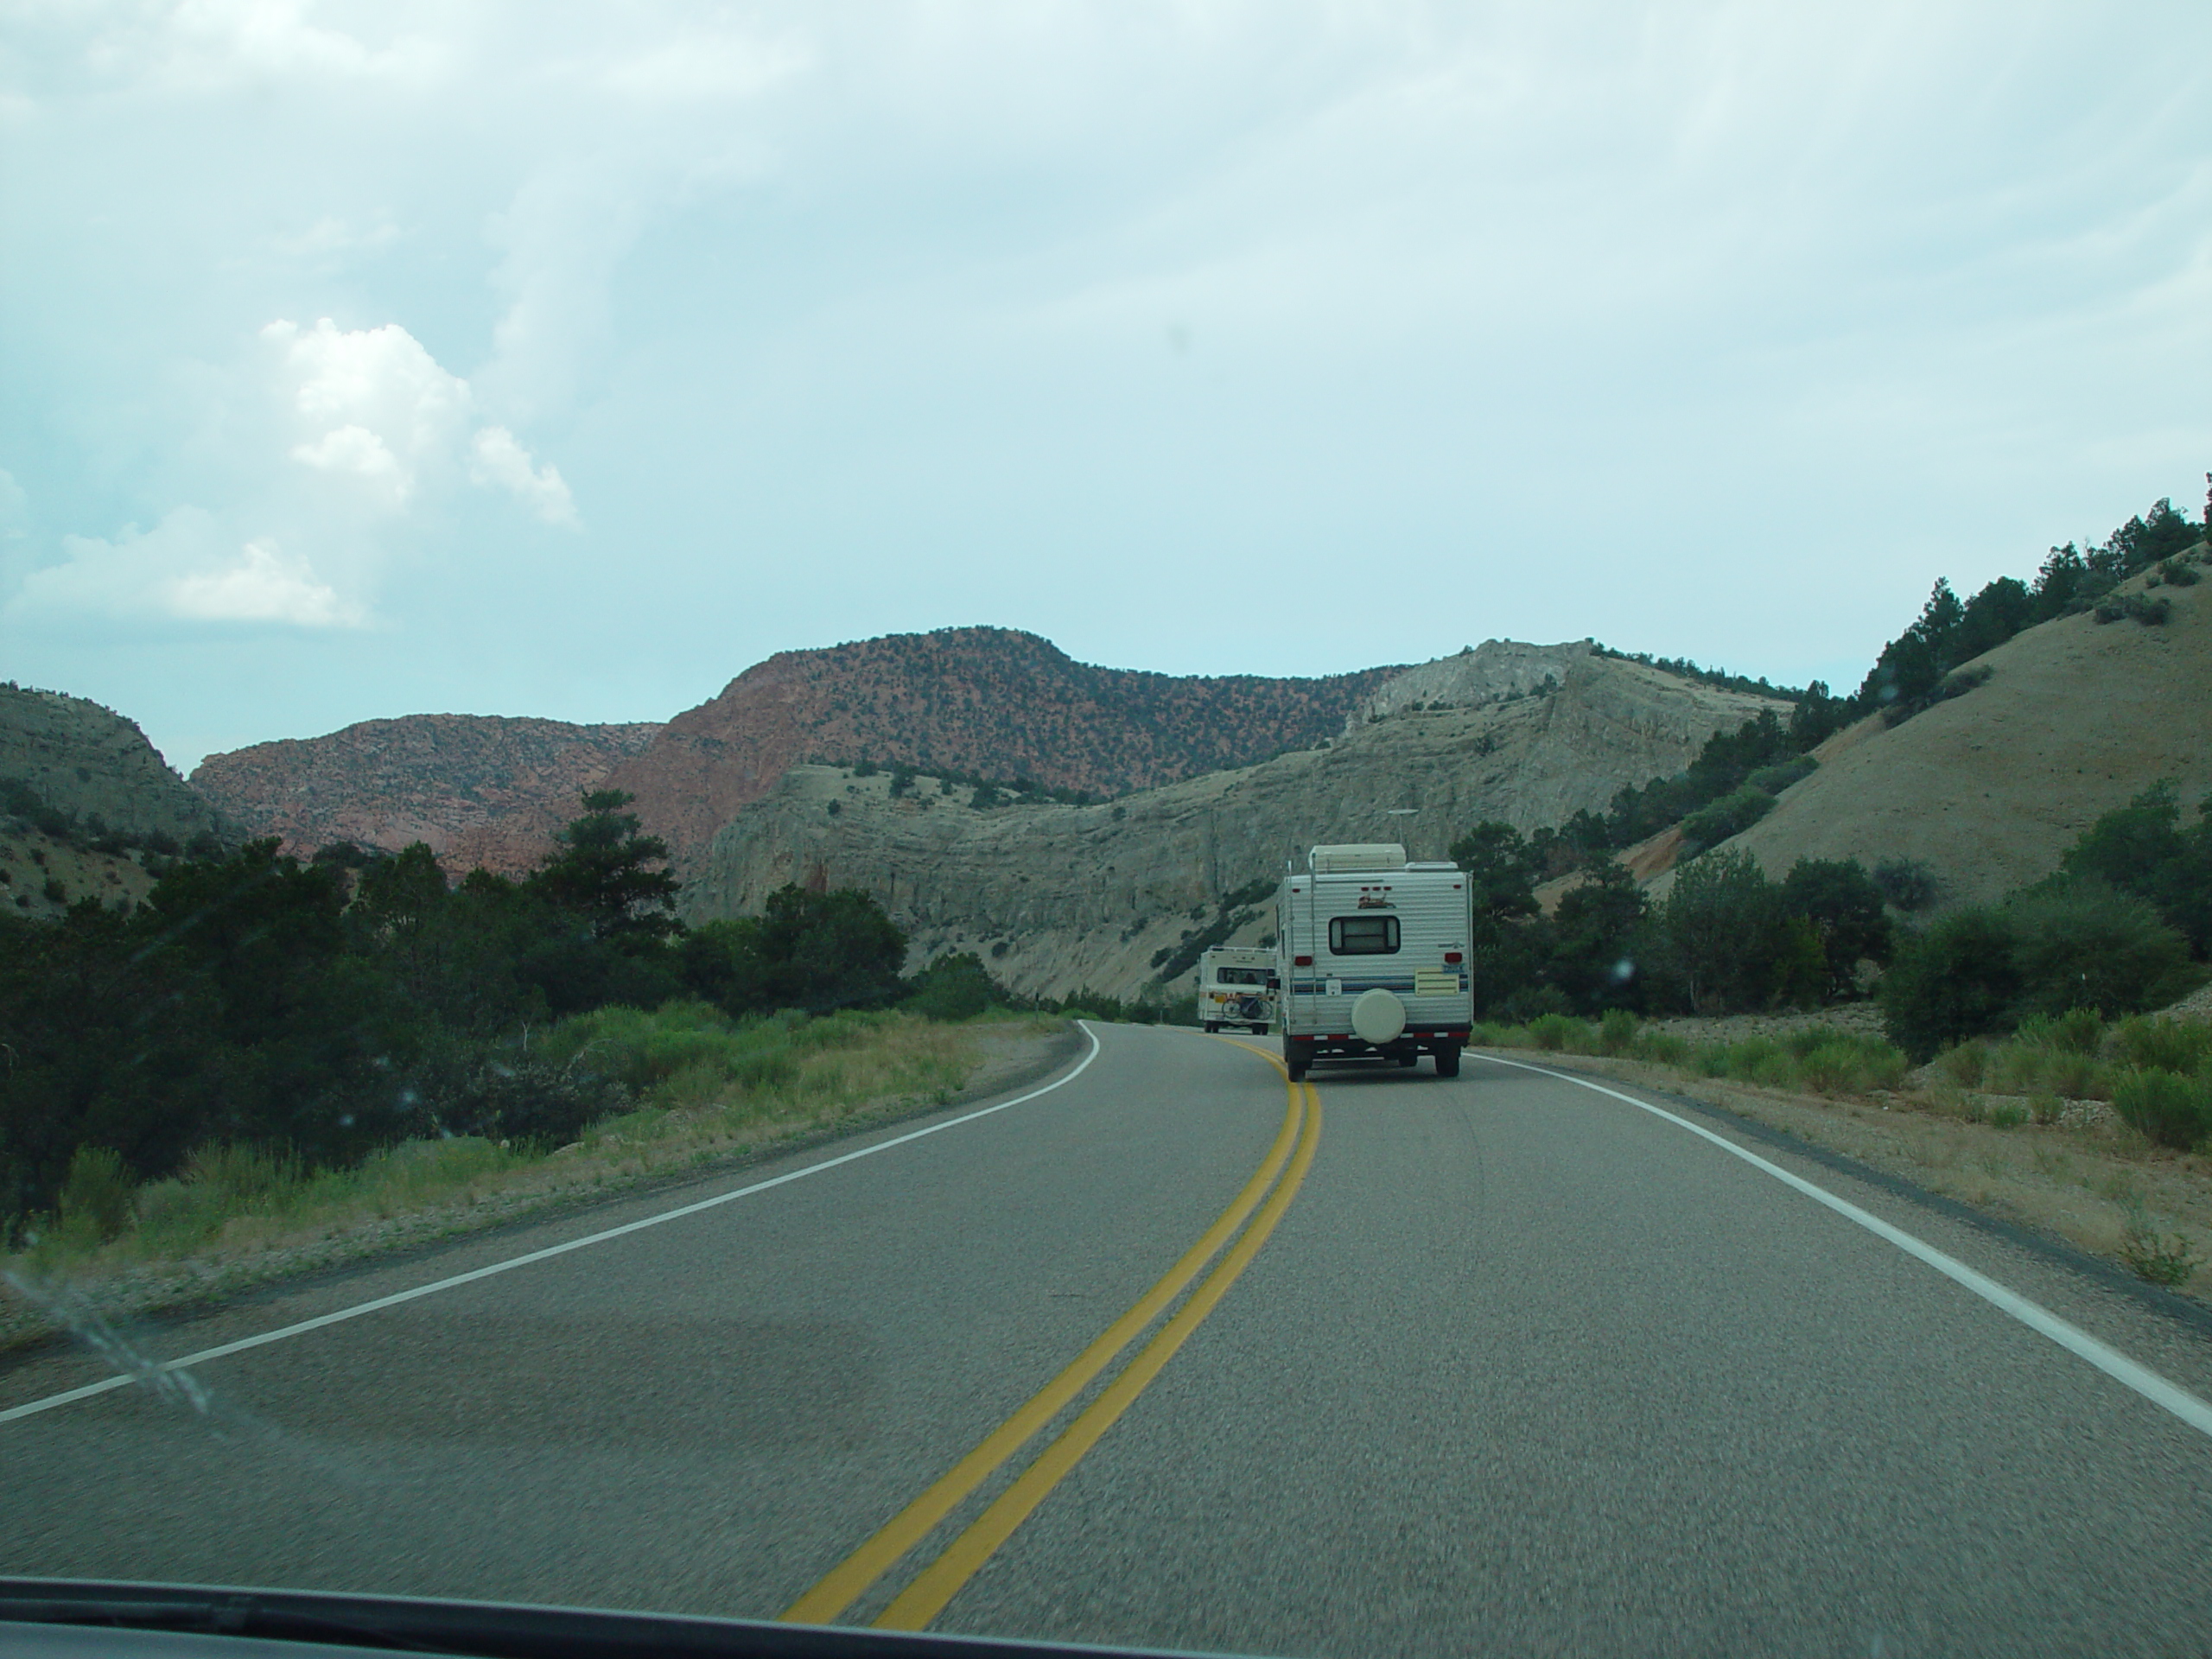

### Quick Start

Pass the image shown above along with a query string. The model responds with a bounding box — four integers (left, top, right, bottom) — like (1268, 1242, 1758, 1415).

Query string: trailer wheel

(1204, 1020, 1220, 1033)
(1287, 1059, 1308, 1083)
(1250, 1022, 1269, 1035)
(1397, 1052, 1418, 1068)
(1433, 1045, 1462, 1078)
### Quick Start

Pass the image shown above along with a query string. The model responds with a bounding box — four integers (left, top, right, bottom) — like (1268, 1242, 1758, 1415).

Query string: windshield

(5, 7, 2212, 1657)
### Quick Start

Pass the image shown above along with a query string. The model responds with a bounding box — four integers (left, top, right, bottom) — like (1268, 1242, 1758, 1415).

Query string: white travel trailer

(1275, 843, 1474, 1081)
(1196, 945, 1276, 1034)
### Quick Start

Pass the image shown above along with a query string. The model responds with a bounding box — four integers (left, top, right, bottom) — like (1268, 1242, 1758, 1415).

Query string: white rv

(1275, 843, 1474, 1080)
(1196, 945, 1276, 1034)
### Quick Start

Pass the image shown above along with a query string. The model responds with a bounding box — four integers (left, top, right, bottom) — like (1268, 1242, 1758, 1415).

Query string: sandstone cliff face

(1344, 639, 1596, 730)
(0, 684, 234, 842)
(682, 656, 1787, 1001)
(608, 626, 1405, 865)
(192, 715, 663, 874)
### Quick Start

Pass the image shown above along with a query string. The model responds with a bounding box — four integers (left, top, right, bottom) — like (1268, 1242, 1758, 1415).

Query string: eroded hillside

(682, 653, 1788, 1001)
(193, 715, 664, 875)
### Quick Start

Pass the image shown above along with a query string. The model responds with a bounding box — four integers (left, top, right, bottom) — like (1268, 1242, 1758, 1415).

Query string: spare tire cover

(1351, 987, 1407, 1045)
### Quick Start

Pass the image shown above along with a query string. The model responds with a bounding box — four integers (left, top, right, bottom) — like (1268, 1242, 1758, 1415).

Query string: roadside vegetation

(1450, 483, 2212, 1289)
(0, 791, 1070, 1325)
(7, 1007, 1011, 1323)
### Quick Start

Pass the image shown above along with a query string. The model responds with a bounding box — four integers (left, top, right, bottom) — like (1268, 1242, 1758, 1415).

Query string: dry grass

(1, 1012, 1066, 1356)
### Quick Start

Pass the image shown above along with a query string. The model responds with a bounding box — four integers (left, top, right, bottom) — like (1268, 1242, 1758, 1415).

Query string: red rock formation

(192, 716, 663, 875)
(607, 627, 1402, 864)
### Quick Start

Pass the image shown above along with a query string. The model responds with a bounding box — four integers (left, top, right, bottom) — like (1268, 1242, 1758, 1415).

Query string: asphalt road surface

(5, 1021, 2212, 1657)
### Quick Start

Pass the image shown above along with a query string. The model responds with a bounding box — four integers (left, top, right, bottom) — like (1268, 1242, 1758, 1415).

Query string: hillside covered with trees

(0, 791, 995, 1241)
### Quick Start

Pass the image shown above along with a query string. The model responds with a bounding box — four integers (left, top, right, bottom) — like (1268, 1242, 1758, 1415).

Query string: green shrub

(1936, 1040, 1991, 1087)
(1986, 1102, 2029, 1129)
(1745, 755, 1819, 795)
(2017, 1007, 2103, 1055)
(2112, 1068, 2212, 1150)
(182, 1142, 298, 1209)
(1597, 1008, 1638, 1055)
(2119, 1216, 2201, 1286)
(2094, 592, 2171, 626)
(1497, 983, 1573, 1024)
(1528, 1013, 1592, 1052)
(1681, 785, 1777, 849)
(1872, 857, 1942, 913)
(2005, 883, 2201, 1020)
(1796, 1037, 1909, 1096)
(1731, 1036, 1796, 1087)
(1880, 909, 2021, 1060)
(905, 951, 1001, 1021)
(2107, 1015, 2212, 1077)
(1694, 1042, 1732, 1077)
(1467, 1021, 1535, 1049)
(56, 1145, 135, 1245)
(1631, 1030, 1691, 1066)
(1991, 1039, 2105, 1102)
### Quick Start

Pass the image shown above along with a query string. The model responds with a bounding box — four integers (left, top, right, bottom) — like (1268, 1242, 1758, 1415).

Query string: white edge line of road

(1478, 1052, 2212, 1444)
(0, 1023, 1106, 1428)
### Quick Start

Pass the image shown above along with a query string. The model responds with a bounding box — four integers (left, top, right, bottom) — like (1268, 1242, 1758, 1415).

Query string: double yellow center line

(781, 1046, 1322, 1631)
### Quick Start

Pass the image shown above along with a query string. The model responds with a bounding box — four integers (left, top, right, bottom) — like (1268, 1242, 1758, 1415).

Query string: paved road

(4, 1022, 2212, 1656)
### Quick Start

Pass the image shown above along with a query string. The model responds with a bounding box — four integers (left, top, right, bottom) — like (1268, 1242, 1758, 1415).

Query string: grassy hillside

(1696, 547, 2212, 906)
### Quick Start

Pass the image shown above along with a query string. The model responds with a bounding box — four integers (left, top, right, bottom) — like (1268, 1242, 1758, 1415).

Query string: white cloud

(469, 425, 579, 529)
(265, 316, 472, 492)
(166, 537, 361, 626)
(602, 34, 809, 103)
(3, 507, 357, 629)
(260, 315, 580, 530)
(86, 1, 448, 94)
(289, 422, 410, 503)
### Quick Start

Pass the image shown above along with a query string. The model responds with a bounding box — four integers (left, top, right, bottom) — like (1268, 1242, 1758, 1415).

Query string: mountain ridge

(607, 626, 1408, 866)
(192, 715, 664, 874)
(679, 652, 1792, 1001)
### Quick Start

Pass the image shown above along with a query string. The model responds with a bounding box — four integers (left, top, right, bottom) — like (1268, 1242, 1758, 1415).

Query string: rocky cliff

(192, 715, 664, 874)
(607, 626, 1405, 865)
(1341, 639, 1598, 730)
(682, 653, 1789, 1001)
(0, 684, 234, 842)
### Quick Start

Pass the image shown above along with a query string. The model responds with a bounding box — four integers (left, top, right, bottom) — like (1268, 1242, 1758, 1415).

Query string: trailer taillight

(1294, 955, 1313, 966)
(1443, 951, 1463, 963)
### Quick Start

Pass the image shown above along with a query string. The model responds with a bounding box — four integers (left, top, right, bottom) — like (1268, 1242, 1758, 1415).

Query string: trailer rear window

(1327, 915, 1400, 955)
(1211, 966, 1270, 986)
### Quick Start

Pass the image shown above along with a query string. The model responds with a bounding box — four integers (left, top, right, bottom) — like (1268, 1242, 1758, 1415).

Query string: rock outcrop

(1344, 639, 1598, 730)
(192, 715, 663, 874)
(608, 626, 1406, 866)
(682, 654, 1789, 1001)
(0, 684, 235, 843)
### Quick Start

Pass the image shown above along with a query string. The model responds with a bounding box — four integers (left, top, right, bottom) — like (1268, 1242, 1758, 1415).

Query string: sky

(3, 1, 2209, 774)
